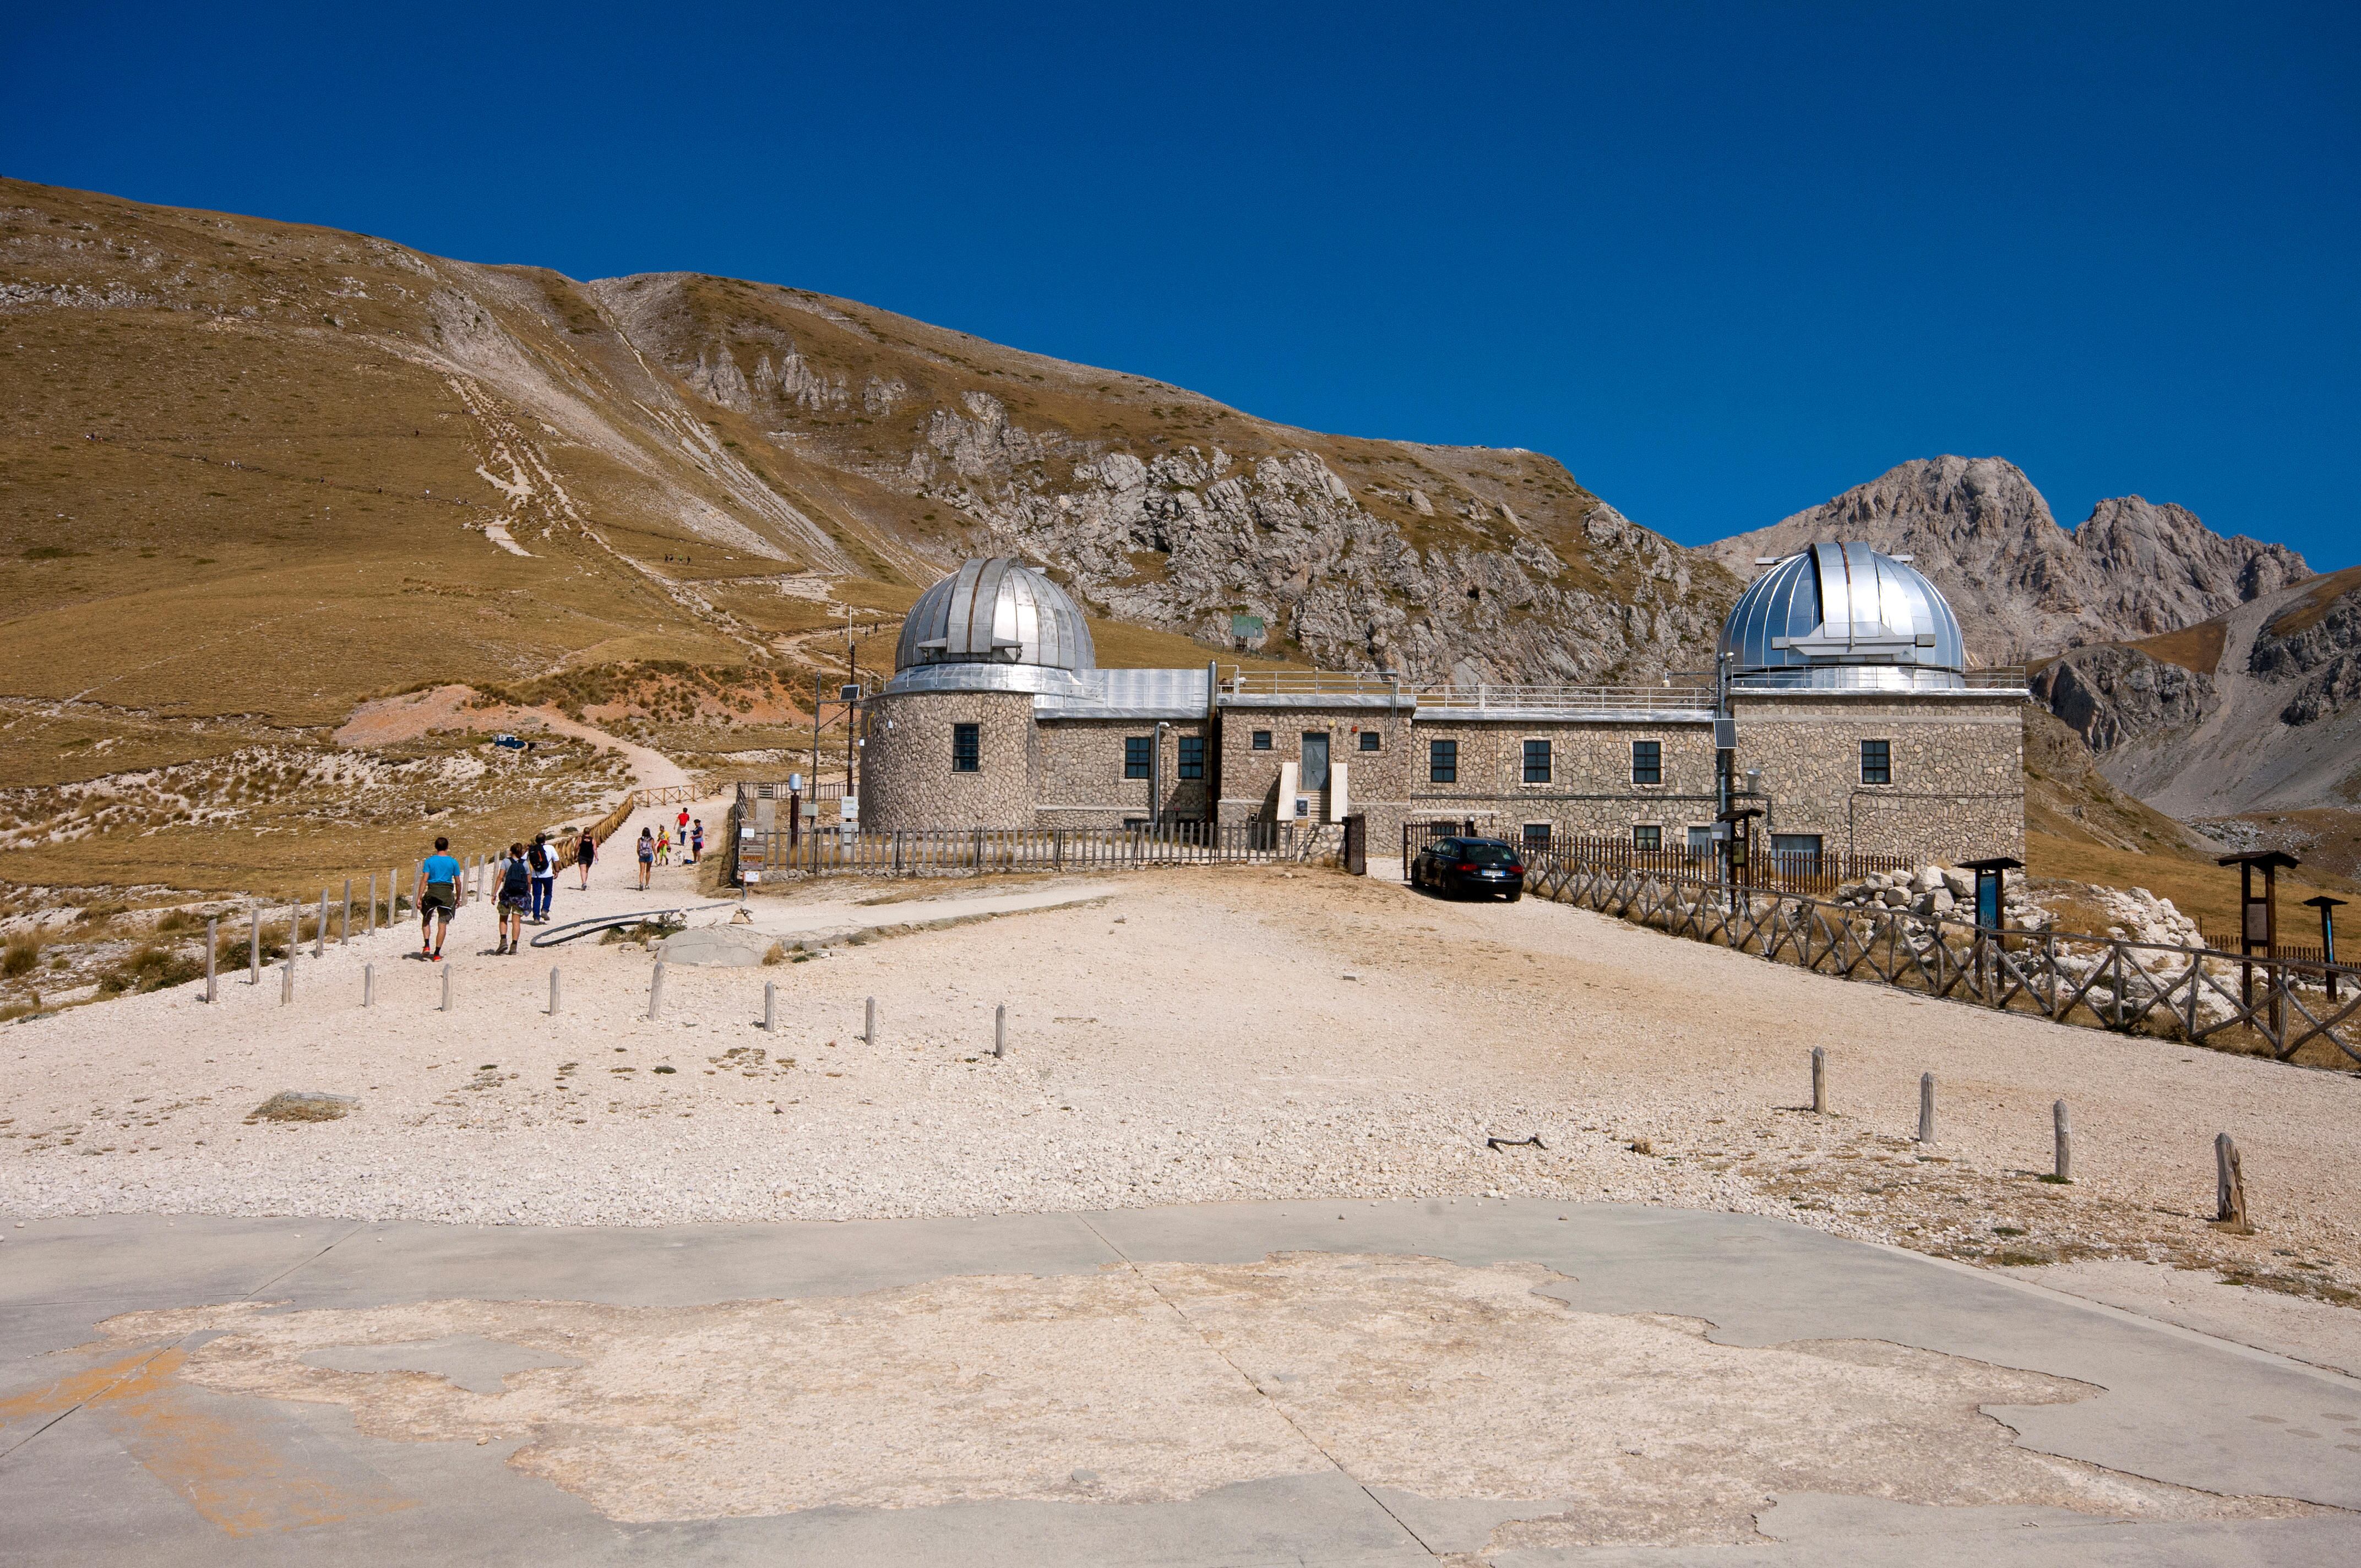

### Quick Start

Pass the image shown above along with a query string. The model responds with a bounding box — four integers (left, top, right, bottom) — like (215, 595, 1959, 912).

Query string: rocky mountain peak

(1705, 457, 2309, 664)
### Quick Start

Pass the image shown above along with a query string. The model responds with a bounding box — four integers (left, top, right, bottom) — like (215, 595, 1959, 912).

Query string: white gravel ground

(5, 813, 2359, 1329)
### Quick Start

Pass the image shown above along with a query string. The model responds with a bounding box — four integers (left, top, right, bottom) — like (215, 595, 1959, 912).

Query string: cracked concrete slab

(2, 1202, 2357, 1564)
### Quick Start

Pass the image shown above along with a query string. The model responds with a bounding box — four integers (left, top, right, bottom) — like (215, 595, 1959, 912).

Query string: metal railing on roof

(1219, 669, 1716, 711)
(1407, 683, 1715, 712)
(1220, 669, 1402, 696)
(1723, 666, 2029, 694)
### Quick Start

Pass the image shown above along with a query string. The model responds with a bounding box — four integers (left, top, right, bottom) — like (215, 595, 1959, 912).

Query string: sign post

(2304, 894, 2347, 1003)
(2219, 850, 2300, 1030)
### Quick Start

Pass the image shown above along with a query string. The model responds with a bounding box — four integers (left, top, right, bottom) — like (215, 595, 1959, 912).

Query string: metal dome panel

(893, 557, 1096, 675)
(1720, 542, 1965, 691)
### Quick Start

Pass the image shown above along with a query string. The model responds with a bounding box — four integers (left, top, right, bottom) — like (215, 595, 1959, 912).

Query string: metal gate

(1400, 819, 1477, 883)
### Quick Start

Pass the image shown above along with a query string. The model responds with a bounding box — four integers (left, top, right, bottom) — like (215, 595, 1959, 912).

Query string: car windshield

(1461, 842, 1517, 865)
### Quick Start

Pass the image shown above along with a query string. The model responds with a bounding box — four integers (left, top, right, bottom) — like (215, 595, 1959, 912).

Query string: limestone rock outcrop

(1706, 458, 2308, 665)
(2030, 645, 2216, 753)
(2250, 570, 2361, 726)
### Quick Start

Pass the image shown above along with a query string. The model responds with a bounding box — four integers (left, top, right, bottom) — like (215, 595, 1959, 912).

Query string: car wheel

(1505, 888, 1522, 903)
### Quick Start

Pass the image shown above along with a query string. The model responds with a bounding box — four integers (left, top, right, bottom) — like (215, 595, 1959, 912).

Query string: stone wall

(861, 682, 2027, 862)
(1215, 700, 1412, 834)
(862, 690, 1037, 830)
(1403, 718, 1720, 849)
(1727, 693, 2025, 864)
(1035, 717, 1212, 827)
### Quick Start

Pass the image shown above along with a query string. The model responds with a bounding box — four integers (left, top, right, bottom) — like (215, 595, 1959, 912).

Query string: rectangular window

(1632, 824, 1662, 852)
(1771, 832, 1825, 867)
(1522, 738, 1552, 784)
(1631, 739, 1662, 786)
(1428, 738, 1458, 784)
(1177, 735, 1204, 780)
(1251, 729, 1272, 750)
(950, 723, 980, 774)
(1860, 738, 1892, 785)
(1358, 729, 1381, 752)
(1687, 825, 1713, 856)
(1124, 737, 1152, 779)
(1522, 821, 1552, 849)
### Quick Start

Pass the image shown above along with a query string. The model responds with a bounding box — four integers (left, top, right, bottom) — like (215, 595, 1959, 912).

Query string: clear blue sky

(9, 3, 2355, 567)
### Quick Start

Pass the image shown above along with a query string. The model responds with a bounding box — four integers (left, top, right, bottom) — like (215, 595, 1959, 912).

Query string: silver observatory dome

(886, 557, 1097, 697)
(1720, 542, 1966, 692)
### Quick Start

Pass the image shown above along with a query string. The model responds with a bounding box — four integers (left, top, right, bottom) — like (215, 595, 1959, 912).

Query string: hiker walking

(575, 830, 596, 890)
(527, 833, 557, 924)
(637, 826, 655, 890)
(416, 836, 460, 961)
(494, 841, 530, 954)
(676, 805, 690, 841)
(690, 819, 704, 864)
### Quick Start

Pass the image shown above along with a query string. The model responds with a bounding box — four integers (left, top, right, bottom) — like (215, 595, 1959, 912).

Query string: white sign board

(841, 795, 859, 822)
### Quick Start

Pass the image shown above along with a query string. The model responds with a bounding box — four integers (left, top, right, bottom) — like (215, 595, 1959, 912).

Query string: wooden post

(2053, 1099, 2071, 1182)
(441, 963, 453, 1013)
(865, 996, 877, 1044)
(648, 962, 665, 1021)
(280, 941, 293, 1005)
(547, 967, 561, 1015)
(764, 981, 776, 1033)
(1916, 1072, 1935, 1143)
(362, 962, 374, 1008)
(249, 905, 261, 984)
(341, 879, 351, 944)
(2216, 1132, 2251, 1232)
(994, 1003, 1008, 1059)
(1810, 1047, 1826, 1114)
(204, 918, 217, 1004)
(315, 889, 328, 957)
(366, 873, 376, 936)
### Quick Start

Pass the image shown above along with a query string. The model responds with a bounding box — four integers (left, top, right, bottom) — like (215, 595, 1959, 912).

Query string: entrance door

(1300, 733, 1330, 791)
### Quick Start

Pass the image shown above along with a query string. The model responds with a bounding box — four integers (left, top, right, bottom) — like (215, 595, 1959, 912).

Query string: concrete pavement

(3, 1201, 2358, 1564)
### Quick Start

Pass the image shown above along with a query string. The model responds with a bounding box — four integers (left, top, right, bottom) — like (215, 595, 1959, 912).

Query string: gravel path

(5, 856, 2357, 1319)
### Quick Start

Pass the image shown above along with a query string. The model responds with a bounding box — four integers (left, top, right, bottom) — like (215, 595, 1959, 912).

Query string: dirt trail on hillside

(334, 685, 686, 796)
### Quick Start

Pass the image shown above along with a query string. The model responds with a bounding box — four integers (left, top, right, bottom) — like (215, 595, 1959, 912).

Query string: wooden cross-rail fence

(1516, 847, 2361, 1069)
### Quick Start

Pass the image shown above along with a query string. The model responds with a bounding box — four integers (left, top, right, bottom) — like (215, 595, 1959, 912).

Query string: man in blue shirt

(416, 836, 462, 961)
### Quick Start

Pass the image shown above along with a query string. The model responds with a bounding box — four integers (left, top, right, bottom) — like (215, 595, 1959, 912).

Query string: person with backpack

(527, 833, 557, 923)
(494, 841, 530, 954)
(637, 826, 655, 890)
(575, 830, 596, 890)
(416, 835, 461, 961)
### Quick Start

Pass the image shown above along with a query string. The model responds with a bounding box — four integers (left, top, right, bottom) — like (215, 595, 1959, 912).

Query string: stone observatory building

(861, 549, 2025, 864)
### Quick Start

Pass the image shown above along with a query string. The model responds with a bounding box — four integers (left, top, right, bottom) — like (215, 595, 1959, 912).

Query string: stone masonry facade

(863, 687, 2024, 866)
(862, 690, 1037, 830)
(1034, 717, 1213, 827)
(1727, 693, 2025, 864)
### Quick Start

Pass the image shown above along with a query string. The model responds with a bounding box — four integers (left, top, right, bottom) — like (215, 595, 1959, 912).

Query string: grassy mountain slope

(1, 176, 1735, 909)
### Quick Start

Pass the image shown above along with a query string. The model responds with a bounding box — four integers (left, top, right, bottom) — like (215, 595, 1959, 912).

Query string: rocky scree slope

(1705, 456, 2308, 665)
(2030, 564, 2361, 819)
(587, 271, 1738, 684)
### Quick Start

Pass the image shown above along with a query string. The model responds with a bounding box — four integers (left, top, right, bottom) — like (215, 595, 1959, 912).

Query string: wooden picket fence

(1520, 848, 2361, 1070)
(738, 821, 1339, 880)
